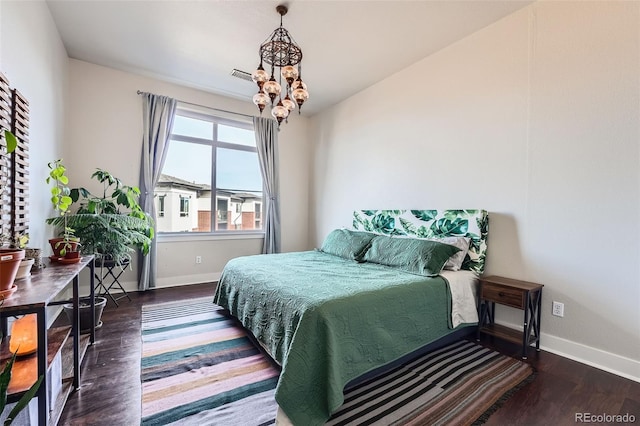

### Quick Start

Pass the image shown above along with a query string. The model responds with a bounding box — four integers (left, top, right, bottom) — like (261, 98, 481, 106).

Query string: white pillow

(436, 237, 471, 271)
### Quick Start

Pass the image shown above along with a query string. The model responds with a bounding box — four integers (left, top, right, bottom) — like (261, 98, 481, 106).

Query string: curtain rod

(136, 90, 256, 120)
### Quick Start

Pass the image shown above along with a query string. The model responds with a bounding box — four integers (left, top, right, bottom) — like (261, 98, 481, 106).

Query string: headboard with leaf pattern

(352, 210, 489, 275)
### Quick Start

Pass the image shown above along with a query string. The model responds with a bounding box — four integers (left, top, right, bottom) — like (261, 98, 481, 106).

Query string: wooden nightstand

(476, 275, 543, 359)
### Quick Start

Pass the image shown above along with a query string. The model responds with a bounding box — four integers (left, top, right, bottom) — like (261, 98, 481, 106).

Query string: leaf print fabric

(352, 209, 489, 275)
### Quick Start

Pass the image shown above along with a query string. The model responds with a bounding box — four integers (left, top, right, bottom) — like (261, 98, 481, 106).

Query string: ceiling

(46, 0, 532, 116)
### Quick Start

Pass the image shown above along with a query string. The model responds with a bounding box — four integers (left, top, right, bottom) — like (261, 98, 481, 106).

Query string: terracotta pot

(49, 238, 80, 258)
(0, 249, 25, 291)
(64, 251, 81, 260)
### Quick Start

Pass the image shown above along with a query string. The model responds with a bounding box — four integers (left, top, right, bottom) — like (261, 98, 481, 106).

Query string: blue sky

(162, 116, 263, 192)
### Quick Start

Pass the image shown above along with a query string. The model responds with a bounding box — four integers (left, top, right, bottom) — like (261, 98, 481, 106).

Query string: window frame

(179, 195, 190, 217)
(158, 195, 165, 217)
(157, 106, 265, 237)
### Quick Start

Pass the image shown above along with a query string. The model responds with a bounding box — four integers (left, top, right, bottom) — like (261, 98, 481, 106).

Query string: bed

(214, 209, 488, 425)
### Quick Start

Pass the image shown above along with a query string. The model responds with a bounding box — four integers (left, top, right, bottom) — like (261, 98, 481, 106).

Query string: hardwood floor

(58, 284, 639, 425)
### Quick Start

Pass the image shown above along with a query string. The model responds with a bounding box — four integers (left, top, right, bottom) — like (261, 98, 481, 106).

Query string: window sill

(158, 232, 265, 243)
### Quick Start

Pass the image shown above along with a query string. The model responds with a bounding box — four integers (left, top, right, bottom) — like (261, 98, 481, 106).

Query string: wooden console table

(0, 256, 95, 426)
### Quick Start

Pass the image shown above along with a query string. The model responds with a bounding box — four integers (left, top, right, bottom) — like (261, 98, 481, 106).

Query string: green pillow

(363, 235, 461, 276)
(320, 229, 375, 261)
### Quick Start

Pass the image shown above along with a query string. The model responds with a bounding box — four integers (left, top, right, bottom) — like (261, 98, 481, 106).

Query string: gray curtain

(138, 93, 177, 290)
(253, 117, 281, 254)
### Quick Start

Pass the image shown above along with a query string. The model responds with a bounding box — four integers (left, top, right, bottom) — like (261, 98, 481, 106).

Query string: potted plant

(47, 169, 153, 324)
(62, 296, 107, 332)
(47, 168, 154, 266)
(46, 159, 81, 262)
(4, 233, 34, 280)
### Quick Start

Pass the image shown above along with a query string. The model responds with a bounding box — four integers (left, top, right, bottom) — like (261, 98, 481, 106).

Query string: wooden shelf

(1, 326, 71, 398)
(0, 255, 95, 425)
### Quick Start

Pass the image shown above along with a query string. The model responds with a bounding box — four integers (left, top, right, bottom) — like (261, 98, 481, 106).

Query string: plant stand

(94, 259, 131, 307)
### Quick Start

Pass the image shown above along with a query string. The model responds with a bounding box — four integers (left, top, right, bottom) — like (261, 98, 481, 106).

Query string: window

(158, 195, 165, 217)
(255, 202, 262, 220)
(217, 198, 228, 230)
(255, 202, 262, 229)
(155, 106, 263, 233)
(179, 196, 190, 217)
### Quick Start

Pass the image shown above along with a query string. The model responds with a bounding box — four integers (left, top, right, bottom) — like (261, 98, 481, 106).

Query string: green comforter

(214, 251, 458, 425)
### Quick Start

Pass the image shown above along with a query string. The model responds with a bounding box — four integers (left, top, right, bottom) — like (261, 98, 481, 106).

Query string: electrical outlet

(195, 256, 202, 264)
(552, 301, 564, 317)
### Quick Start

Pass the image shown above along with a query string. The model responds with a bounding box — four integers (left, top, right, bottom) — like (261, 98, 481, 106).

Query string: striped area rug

(140, 297, 280, 425)
(140, 298, 534, 426)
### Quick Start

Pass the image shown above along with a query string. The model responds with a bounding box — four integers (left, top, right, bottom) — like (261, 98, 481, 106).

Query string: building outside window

(154, 105, 263, 233)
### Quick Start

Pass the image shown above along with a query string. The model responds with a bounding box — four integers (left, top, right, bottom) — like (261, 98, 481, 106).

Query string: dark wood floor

(58, 283, 639, 425)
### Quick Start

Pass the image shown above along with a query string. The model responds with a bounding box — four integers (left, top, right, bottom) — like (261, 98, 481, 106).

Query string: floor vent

(230, 69, 253, 82)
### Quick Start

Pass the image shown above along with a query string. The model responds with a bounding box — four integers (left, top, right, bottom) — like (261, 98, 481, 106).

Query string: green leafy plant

(46, 160, 80, 256)
(47, 169, 154, 265)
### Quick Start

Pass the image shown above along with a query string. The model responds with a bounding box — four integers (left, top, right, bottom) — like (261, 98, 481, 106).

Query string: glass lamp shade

(291, 78, 307, 91)
(251, 66, 269, 89)
(281, 65, 299, 86)
(262, 78, 282, 104)
(292, 87, 310, 110)
(10, 314, 38, 356)
(253, 91, 269, 113)
(271, 100, 290, 124)
(282, 94, 296, 112)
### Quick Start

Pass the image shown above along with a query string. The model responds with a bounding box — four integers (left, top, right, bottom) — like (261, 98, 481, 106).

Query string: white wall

(310, 2, 640, 380)
(0, 1, 68, 250)
(66, 59, 311, 288)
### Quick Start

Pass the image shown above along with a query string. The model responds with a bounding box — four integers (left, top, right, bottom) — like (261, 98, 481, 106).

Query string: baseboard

(495, 320, 640, 383)
(80, 273, 221, 295)
(154, 272, 221, 289)
(539, 333, 640, 383)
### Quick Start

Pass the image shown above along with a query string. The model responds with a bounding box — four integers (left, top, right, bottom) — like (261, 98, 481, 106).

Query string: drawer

(481, 282, 525, 309)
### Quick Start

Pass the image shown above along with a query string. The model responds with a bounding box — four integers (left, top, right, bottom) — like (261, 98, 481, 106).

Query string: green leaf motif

(430, 218, 469, 236)
(362, 210, 377, 217)
(399, 218, 417, 234)
(443, 210, 470, 220)
(371, 213, 396, 234)
(380, 210, 403, 216)
(353, 212, 364, 229)
(466, 233, 481, 251)
(477, 216, 489, 236)
(411, 210, 437, 221)
(416, 225, 435, 239)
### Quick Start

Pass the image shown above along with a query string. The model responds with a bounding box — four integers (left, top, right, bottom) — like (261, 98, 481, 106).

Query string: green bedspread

(214, 250, 459, 426)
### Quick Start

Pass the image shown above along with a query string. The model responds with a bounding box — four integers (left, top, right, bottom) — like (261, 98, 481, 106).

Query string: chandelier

(252, 5, 309, 125)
